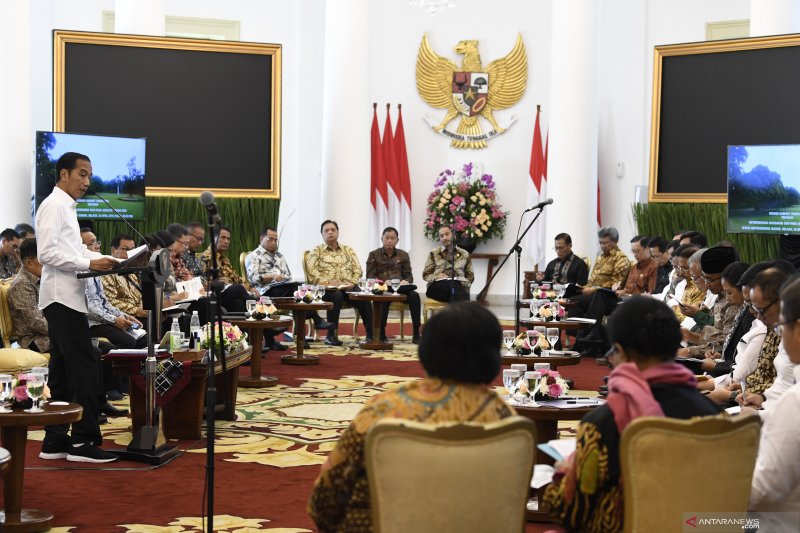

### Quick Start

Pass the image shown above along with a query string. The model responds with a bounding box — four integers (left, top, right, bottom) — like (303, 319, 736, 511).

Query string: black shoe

(324, 335, 343, 347)
(66, 443, 118, 463)
(40, 440, 69, 460)
(314, 319, 334, 330)
(365, 336, 374, 343)
(97, 414, 109, 425)
(106, 389, 124, 401)
(412, 335, 420, 345)
(101, 402, 129, 417)
(269, 342, 288, 351)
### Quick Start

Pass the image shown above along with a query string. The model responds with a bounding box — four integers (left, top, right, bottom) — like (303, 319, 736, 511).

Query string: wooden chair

(387, 301, 408, 339)
(365, 416, 536, 533)
(422, 298, 446, 323)
(620, 415, 761, 533)
(239, 251, 249, 284)
(0, 280, 18, 348)
(302, 251, 359, 339)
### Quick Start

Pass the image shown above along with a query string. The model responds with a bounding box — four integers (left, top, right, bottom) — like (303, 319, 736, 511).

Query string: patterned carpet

(14, 321, 602, 532)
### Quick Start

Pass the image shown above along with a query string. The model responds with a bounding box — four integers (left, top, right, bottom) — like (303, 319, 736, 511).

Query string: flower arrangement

(532, 287, 557, 301)
(424, 162, 509, 245)
(4, 374, 50, 410)
(535, 369, 569, 399)
(200, 322, 248, 353)
(252, 302, 277, 320)
(371, 280, 388, 295)
(513, 332, 550, 355)
(535, 302, 565, 322)
(293, 287, 316, 303)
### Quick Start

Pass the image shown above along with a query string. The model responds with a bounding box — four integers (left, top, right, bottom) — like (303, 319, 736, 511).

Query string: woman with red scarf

(544, 296, 720, 532)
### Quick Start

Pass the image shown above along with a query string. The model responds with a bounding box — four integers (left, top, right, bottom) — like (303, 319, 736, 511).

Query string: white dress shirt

(761, 345, 798, 412)
(713, 319, 766, 389)
(35, 187, 103, 313)
(750, 378, 800, 529)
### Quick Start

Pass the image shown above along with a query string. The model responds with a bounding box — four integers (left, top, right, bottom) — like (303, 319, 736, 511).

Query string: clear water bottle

(170, 317, 181, 352)
(189, 311, 201, 339)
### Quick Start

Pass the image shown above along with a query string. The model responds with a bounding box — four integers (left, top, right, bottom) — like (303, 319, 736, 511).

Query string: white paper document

(177, 277, 203, 300)
(531, 464, 555, 489)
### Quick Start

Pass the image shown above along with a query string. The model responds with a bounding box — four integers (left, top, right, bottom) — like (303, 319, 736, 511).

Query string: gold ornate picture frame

(53, 30, 282, 198)
(649, 33, 800, 203)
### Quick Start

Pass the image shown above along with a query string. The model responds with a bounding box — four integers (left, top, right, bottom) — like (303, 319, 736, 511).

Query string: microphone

(526, 198, 554, 212)
(86, 188, 149, 245)
(200, 191, 221, 226)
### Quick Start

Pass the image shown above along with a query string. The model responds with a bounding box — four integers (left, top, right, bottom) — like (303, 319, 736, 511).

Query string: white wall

(7, 0, 758, 296)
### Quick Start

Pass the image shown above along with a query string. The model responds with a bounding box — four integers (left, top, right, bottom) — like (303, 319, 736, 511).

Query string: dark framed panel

(649, 33, 800, 203)
(54, 30, 281, 198)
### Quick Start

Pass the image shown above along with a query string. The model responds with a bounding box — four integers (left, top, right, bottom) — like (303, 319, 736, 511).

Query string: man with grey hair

(581, 226, 630, 295)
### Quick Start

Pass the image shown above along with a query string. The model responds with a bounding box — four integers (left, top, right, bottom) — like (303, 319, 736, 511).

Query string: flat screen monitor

(727, 144, 800, 235)
(34, 131, 146, 221)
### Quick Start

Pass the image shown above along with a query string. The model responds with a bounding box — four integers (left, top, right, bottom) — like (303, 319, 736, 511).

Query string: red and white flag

(382, 105, 403, 239)
(370, 104, 389, 240)
(395, 105, 413, 251)
(525, 106, 548, 269)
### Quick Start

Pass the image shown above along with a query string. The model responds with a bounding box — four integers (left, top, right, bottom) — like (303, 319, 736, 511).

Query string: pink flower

(548, 384, 563, 397)
(13, 385, 27, 402)
(449, 204, 457, 213)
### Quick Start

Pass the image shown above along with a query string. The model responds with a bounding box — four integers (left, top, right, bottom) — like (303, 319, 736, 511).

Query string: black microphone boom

(199, 191, 221, 226)
(87, 189, 149, 245)
(526, 198, 554, 211)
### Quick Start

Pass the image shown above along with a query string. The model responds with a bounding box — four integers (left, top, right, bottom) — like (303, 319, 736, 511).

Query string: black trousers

(89, 323, 148, 350)
(426, 279, 469, 302)
(43, 303, 102, 446)
(322, 290, 373, 335)
(379, 290, 421, 333)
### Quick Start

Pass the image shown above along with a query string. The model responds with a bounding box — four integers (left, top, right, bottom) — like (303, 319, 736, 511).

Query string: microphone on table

(86, 188, 149, 246)
(525, 198, 554, 212)
(199, 191, 222, 227)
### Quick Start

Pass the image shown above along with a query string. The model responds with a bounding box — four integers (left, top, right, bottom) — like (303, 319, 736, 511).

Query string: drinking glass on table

(534, 326, 546, 341)
(24, 373, 45, 413)
(510, 364, 528, 373)
(551, 301, 562, 321)
(503, 330, 515, 355)
(530, 283, 539, 299)
(366, 278, 376, 292)
(525, 371, 542, 406)
(525, 330, 538, 356)
(547, 327, 560, 354)
(503, 369, 521, 403)
(358, 278, 367, 292)
(316, 285, 326, 301)
(554, 284, 565, 298)
(390, 279, 401, 293)
(30, 367, 49, 405)
(0, 374, 12, 413)
(246, 299, 257, 320)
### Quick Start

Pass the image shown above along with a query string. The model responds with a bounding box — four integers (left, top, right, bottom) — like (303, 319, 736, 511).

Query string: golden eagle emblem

(416, 33, 527, 149)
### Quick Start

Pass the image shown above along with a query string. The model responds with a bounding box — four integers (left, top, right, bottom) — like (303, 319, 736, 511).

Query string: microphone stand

(477, 206, 547, 335)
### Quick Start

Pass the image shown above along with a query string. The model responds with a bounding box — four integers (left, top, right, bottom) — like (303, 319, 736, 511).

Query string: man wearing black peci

(366, 227, 421, 344)
(36, 152, 119, 463)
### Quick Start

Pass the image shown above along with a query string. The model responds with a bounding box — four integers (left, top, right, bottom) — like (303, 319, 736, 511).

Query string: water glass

(525, 330, 538, 355)
(529, 282, 539, 298)
(554, 283, 565, 298)
(503, 369, 520, 397)
(533, 362, 551, 372)
(316, 285, 326, 301)
(547, 327, 560, 353)
(390, 279, 401, 293)
(551, 301, 562, 321)
(246, 299, 257, 320)
(366, 278, 376, 291)
(502, 330, 515, 355)
(525, 371, 542, 405)
(30, 367, 49, 405)
(24, 373, 45, 413)
(534, 326, 546, 342)
(0, 374, 12, 413)
(358, 278, 367, 292)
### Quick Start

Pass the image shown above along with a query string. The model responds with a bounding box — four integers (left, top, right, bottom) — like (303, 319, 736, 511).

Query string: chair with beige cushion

(620, 415, 761, 533)
(422, 298, 446, 323)
(365, 416, 536, 533)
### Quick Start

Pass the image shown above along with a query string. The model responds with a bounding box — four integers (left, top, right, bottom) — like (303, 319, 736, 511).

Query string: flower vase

(456, 236, 477, 253)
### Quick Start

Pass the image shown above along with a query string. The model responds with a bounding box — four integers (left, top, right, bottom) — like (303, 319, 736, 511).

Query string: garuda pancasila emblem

(416, 33, 527, 149)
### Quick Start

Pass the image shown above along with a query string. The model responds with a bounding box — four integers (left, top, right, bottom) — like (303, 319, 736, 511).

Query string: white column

(0, 0, 32, 228)
(546, 0, 599, 258)
(320, 0, 372, 259)
(115, 0, 165, 36)
(750, 0, 800, 37)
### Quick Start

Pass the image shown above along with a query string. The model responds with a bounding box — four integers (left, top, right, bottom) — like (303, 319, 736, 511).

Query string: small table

(470, 252, 503, 304)
(0, 402, 83, 532)
(345, 292, 407, 350)
(273, 301, 333, 365)
(228, 317, 293, 388)
(500, 352, 581, 370)
(519, 319, 591, 348)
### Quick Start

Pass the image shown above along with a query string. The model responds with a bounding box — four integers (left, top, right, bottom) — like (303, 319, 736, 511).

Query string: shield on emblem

(452, 72, 489, 117)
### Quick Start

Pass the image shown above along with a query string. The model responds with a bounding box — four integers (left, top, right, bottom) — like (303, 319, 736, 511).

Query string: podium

(80, 248, 179, 465)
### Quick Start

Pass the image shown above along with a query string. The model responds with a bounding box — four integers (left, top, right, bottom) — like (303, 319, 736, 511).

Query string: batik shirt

(587, 248, 630, 289)
(421, 246, 475, 287)
(7, 268, 49, 351)
(686, 292, 738, 357)
(102, 273, 143, 317)
(308, 378, 515, 533)
(200, 247, 242, 285)
(182, 249, 204, 277)
(86, 276, 125, 327)
(245, 245, 292, 295)
(746, 330, 782, 395)
(305, 243, 362, 286)
(0, 254, 19, 279)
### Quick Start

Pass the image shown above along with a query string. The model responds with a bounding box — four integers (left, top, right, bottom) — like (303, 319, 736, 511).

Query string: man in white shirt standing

(36, 152, 119, 463)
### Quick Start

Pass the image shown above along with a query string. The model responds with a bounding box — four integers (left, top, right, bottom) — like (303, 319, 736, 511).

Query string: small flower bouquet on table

(252, 301, 277, 320)
(536, 302, 565, 322)
(293, 287, 316, 303)
(513, 332, 550, 356)
(8, 374, 51, 410)
(534, 369, 569, 400)
(200, 322, 248, 353)
(371, 280, 388, 295)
